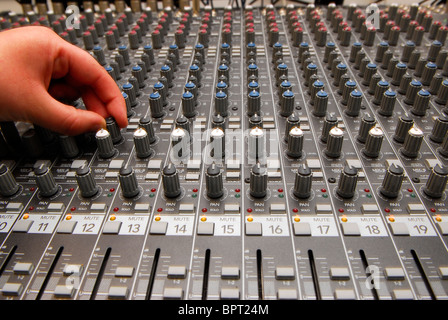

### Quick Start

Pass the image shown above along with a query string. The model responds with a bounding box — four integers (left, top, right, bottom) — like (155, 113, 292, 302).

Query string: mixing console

(1, 0, 448, 301)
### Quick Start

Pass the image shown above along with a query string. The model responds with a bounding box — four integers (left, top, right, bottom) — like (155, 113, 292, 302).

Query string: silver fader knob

(118, 166, 140, 198)
(363, 126, 384, 158)
(133, 128, 153, 158)
(423, 164, 448, 198)
(171, 127, 190, 160)
(162, 163, 181, 198)
(286, 126, 304, 158)
(205, 163, 224, 199)
(293, 164, 312, 199)
(401, 126, 424, 158)
(96, 129, 116, 159)
(336, 164, 358, 199)
(0, 164, 19, 197)
(250, 163, 268, 198)
(75, 166, 99, 198)
(210, 127, 225, 159)
(379, 163, 404, 198)
(34, 165, 59, 197)
(325, 126, 344, 158)
(248, 127, 266, 161)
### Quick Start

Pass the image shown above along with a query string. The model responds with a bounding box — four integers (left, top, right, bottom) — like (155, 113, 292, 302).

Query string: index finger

(53, 40, 128, 129)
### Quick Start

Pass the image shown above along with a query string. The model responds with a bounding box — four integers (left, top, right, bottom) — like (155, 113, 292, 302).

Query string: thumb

(30, 91, 106, 136)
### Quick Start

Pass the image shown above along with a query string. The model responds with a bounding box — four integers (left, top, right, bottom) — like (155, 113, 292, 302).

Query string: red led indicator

(247, 208, 253, 213)
(202, 208, 208, 213)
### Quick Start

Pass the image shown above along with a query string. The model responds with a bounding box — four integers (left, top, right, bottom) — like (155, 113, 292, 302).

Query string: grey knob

(134, 128, 153, 158)
(118, 166, 140, 198)
(379, 163, 404, 198)
(59, 135, 79, 159)
(373, 80, 390, 105)
(404, 79, 423, 105)
(250, 163, 268, 198)
(430, 114, 448, 143)
(149, 91, 164, 118)
(411, 89, 431, 116)
(313, 90, 328, 117)
(215, 91, 228, 117)
(182, 91, 196, 118)
(247, 90, 261, 116)
(285, 113, 300, 142)
(293, 164, 312, 199)
(336, 165, 358, 199)
(75, 166, 99, 198)
(378, 89, 397, 117)
(280, 90, 295, 117)
(393, 114, 414, 143)
(139, 116, 157, 143)
(162, 164, 181, 198)
(440, 133, 448, 157)
(423, 164, 448, 198)
(286, 126, 304, 158)
(363, 127, 384, 158)
(205, 163, 224, 199)
(421, 62, 437, 86)
(106, 117, 122, 144)
(402, 126, 424, 158)
(34, 165, 59, 197)
(345, 89, 362, 117)
(325, 126, 344, 158)
(0, 164, 19, 197)
(435, 80, 448, 105)
(96, 129, 116, 159)
(357, 113, 376, 144)
(321, 112, 338, 143)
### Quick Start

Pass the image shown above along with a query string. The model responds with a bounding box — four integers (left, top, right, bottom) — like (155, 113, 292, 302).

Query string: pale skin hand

(0, 26, 128, 136)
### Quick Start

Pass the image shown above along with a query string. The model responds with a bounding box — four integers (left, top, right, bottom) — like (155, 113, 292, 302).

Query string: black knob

(250, 163, 268, 198)
(205, 163, 224, 199)
(34, 165, 59, 197)
(0, 164, 19, 197)
(379, 163, 404, 198)
(76, 166, 99, 198)
(293, 164, 312, 199)
(118, 165, 140, 198)
(162, 164, 181, 198)
(336, 165, 358, 199)
(423, 164, 448, 198)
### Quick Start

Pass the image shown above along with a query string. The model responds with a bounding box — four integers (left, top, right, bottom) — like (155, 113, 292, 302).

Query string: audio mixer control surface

(1, 0, 448, 300)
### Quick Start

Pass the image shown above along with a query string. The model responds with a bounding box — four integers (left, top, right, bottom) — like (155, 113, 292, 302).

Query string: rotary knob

(423, 164, 448, 198)
(118, 165, 140, 198)
(293, 164, 312, 199)
(248, 126, 266, 161)
(393, 114, 414, 143)
(336, 165, 358, 199)
(205, 163, 224, 199)
(96, 129, 116, 159)
(133, 128, 153, 158)
(250, 163, 268, 198)
(363, 127, 384, 158)
(379, 163, 404, 198)
(325, 126, 344, 158)
(162, 163, 181, 198)
(34, 165, 59, 197)
(75, 166, 99, 198)
(0, 164, 19, 197)
(401, 126, 424, 158)
(286, 126, 304, 158)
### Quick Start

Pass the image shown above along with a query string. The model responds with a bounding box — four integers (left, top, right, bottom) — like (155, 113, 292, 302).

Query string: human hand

(0, 26, 128, 136)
